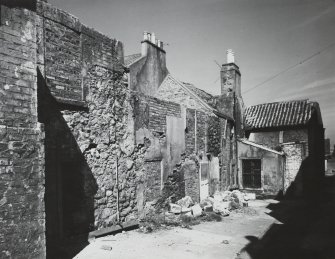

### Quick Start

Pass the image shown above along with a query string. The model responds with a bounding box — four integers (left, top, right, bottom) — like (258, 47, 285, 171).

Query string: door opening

(242, 159, 261, 188)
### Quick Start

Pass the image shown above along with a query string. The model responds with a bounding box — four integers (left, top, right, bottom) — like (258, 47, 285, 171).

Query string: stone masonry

(0, 1, 245, 258)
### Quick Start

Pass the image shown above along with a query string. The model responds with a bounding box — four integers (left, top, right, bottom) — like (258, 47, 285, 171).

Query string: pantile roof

(244, 99, 319, 130)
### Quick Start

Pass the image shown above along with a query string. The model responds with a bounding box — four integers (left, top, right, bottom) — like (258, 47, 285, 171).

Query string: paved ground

(74, 200, 279, 259)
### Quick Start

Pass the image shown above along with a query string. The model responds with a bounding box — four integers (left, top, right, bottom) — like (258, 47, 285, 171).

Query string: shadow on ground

(239, 174, 335, 259)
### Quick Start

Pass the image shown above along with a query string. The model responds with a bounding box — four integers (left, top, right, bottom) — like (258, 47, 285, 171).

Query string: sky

(49, 0, 335, 146)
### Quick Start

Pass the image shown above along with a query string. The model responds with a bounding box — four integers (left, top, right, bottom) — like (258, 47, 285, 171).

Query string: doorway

(200, 162, 209, 200)
(242, 159, 261, 188)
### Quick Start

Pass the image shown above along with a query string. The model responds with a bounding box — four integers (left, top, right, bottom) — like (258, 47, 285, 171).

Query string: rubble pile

(169, 190, 254, 217)
(140, 190, 256, 232)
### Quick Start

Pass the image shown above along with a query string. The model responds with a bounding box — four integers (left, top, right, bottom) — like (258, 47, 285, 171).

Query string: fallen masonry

(139, 190, 256, 231)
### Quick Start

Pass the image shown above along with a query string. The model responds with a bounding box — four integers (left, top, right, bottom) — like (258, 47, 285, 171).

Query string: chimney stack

(141, 31, 165, 56)
(221, 49, 241, 96)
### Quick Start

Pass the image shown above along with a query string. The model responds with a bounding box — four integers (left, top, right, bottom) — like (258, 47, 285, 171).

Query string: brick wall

(148, 97, 181, 132)
(1, 1, 129, 257)
(36, 0, 124, 105)
(0, 5, 45, 258)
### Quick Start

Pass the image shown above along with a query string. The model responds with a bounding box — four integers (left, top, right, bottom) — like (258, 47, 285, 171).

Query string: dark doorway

(37, 69, 97, 259)
(242, 159, 261, 188)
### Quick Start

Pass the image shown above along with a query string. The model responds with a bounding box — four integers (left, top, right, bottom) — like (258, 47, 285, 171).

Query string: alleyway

(75, 170, 335, 259)
(75, 200, 279, 259)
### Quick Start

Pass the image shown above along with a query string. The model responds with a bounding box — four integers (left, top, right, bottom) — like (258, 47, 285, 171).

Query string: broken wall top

(1, 0, 125, 107)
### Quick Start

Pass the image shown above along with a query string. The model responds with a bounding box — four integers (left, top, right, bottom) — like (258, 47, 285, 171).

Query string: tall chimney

(221, 49, 241, 97)
(137, 31, 167, 95)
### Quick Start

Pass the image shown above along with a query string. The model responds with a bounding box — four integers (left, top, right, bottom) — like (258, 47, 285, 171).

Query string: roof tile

(245, 99, 316, 130)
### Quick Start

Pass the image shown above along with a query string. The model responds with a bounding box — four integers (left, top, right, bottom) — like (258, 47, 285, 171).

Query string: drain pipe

(116, 156, 120, 222)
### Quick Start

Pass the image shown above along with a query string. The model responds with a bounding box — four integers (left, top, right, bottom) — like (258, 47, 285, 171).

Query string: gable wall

(155, 75, 211, 113)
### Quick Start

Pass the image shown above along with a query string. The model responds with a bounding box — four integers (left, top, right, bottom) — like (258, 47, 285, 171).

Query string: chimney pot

(151, 33, 156, 44)
(143, 31, 149, 41)
(227, 49, 235, 63)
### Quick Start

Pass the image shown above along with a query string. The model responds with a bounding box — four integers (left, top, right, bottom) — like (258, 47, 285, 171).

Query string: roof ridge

(244, 99, 319, 129)
(246, 99, 310, 109)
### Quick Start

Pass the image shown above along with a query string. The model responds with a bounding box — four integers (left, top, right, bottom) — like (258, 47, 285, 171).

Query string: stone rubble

(191, 204, 203, 217)
(168, 190, 253, 218)
(176, 196, 194, 208)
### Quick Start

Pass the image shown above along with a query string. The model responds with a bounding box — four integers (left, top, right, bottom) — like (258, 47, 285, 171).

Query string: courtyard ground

(74, 199, 279, 259)
(75, 169, 335, 259)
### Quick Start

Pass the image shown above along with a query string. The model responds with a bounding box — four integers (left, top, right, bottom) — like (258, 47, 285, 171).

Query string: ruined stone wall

(1, 1, 131, 257)
(133, 94, 182, 205)
(220, 121, 234, 189)
(207, 115, 221, 156)
(62, 66, 136, 226)
(0, 5, 45, 258)
(133, 93, 228, 204)
(36, 0, 124, 105)
(185, 109, 196, 156)
(40, 63, 142, 257)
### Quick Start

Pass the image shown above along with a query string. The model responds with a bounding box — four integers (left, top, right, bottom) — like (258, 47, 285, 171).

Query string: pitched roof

(159, 75, 215, 112)
(124, 53, 142, 66)
(158, 75, 234, 121)
(244, 99, 319, 130)
(182, 82, 217, 109)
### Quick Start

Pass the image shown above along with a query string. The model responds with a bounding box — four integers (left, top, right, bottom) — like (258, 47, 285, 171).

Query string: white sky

(49, 0, 335, 146)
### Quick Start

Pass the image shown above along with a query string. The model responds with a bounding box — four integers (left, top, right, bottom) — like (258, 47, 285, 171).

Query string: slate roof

(124, 53, 142, 66)
(244, 99, 318, 130)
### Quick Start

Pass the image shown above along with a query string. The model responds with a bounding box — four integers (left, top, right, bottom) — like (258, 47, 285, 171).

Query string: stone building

(0, 1, 241, 258)
(239, 99, 325, 197)
(125, 33, 240, 205)
(0, 1, 325, 258)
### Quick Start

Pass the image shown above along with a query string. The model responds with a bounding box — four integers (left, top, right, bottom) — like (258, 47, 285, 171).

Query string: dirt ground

(74, 200, 279, 259)
(75, 168, 335, 259)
